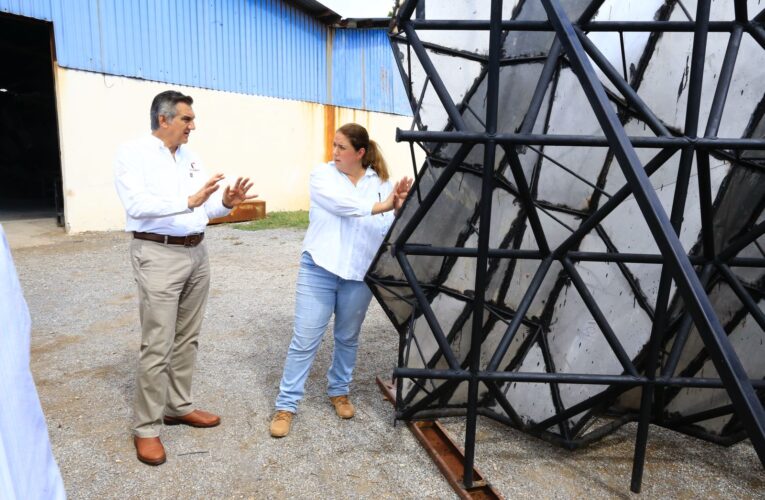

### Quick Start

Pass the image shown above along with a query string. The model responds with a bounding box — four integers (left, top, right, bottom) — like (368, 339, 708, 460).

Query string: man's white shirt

(114, 134, 230, 236)
(303, 162, 394, 281)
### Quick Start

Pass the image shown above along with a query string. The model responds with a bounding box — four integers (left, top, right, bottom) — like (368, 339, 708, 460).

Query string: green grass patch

(234, 210, 309, 231)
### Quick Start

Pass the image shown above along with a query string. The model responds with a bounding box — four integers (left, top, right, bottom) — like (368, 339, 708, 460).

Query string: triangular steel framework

(366, 0, 765, 493)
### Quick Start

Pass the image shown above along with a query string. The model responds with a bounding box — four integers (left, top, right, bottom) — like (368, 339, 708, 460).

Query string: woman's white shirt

(302, 162, 394, 281)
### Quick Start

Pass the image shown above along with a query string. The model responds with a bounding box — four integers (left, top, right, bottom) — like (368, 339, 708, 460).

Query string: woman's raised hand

(393, 176, 413, 215)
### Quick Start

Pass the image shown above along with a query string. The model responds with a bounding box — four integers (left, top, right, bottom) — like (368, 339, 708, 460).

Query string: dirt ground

(10, 225, 765, 499)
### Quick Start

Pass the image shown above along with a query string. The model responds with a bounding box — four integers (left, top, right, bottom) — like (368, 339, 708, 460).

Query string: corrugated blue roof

(0, 0, 410, 115)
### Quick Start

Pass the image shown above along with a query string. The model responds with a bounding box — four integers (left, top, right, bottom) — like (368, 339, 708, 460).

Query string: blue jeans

(275, 252, 373, 413)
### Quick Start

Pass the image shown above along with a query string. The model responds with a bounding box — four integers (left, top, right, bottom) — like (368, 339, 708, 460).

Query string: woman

(270, 123, 412, 437)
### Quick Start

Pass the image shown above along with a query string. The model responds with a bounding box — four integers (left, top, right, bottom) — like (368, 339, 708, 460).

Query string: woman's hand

(371, 177, 413, 215)
(393, 177, 413, 216)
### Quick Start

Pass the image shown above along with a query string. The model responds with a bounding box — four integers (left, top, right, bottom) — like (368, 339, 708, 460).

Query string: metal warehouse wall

(0, 0, 410, 114)
(332, 29, 410, 116)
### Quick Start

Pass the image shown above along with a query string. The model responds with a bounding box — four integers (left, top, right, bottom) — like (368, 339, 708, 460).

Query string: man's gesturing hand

(222, 177, 258, 208)
(188, 173, 224, 209)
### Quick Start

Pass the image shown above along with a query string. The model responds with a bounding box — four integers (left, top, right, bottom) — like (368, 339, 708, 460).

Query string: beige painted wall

(53, 67, 419, 233)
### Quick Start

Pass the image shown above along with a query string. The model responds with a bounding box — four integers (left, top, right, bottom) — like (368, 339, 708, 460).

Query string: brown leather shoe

(163, 409, 221, 428)
(329, 395, 355, 419)
(134, 436, 166, 466)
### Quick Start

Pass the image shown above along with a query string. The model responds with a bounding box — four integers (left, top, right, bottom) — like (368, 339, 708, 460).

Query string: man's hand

(188, 173, 224, 209)
(222, 177, 258, 208)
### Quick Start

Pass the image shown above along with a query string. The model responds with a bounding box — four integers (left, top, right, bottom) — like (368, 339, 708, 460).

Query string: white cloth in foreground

(0, 224, 66, 499)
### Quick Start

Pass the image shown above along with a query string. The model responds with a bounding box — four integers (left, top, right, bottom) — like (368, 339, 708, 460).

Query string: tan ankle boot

(329, 395, 355, 419)
(270, 410, 294, 437)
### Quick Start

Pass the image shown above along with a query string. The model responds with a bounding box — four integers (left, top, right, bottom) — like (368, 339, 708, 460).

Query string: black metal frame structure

(366, 0, 765, 493)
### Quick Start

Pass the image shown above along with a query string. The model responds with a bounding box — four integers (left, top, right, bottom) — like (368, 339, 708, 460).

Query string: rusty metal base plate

(376, 377, 503, 500)
(208, 200, 266, 225)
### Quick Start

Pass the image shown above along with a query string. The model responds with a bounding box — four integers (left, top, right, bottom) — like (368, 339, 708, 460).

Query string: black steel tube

(394, 367, 765, 388)
(576, 26, 670, 136)
(704, 25, 743, 138)
(555, 147, 679, 257)
(485, 381, 526, 428)
(632, 266, 674, 492)
(388, 38, 420, 121)
(398, 0, 417, 22)
(465, 4, 503, 487)
(660, 264, 716, 379)
(527, 145, 613, 199)
(541, 0, 765, 471)
(719, 220, 765, 261)
(487, 257, 554, 371)
(536, 318, 572, 440)
(717, 262, 765, 332)
(396, 252, 461, 369)
(728, 257, 765, 267)
(664, 404, 735, 426)
(747, 24, 765, 52)
(401, 22, 467, 131)
(518, 38, 562, 135)
(408, 20, 740, 32)
(394, 143, 472, 248)
(402, 245, 669, 263)
(734, 0, 748, 23)
(504, 146, 551, 254)
(696, 152, 717, 259)
(397, 129, 765, 149)
(561, 258, 639, 376)
(398, 239, 764, 267)
(638, 17, 716, 466)
(408, 143, 422, 203)
(532, 386, 626, 432)
(619, 31, 628, 81)
(391, 33, 496, 64)
(411, 75, 430, 130)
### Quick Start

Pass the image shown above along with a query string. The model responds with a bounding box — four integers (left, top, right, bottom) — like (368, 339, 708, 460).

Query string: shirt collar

(148, 133, 184, 154)
(329, 161, 378, 179)
(364, 166, 378, 178)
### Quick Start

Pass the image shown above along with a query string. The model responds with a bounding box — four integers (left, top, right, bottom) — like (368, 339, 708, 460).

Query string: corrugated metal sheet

(0, 0, 51, 20)
(331, 28, 410, 116)
(0, 0, 409, 115)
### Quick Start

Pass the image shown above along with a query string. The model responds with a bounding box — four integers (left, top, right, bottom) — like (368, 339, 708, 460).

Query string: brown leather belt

(133, 231, 205, 247)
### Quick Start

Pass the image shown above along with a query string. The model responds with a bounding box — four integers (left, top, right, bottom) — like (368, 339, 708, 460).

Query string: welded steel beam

(393, 367, 765, 389)
(408, 20, 743, 32)
(540, 0, 765, 483)
(397, 130, 765, 149)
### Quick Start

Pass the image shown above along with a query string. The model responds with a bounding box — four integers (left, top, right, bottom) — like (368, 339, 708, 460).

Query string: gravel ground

(12, 225, 765, 499)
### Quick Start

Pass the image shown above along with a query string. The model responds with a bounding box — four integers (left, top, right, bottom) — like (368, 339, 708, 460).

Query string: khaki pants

(129, 238, 210, 438)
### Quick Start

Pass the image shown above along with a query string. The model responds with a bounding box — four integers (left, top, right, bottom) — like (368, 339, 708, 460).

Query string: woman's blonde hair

(337, 123, 390, 181)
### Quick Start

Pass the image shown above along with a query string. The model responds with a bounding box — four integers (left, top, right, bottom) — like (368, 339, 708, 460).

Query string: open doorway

(0, 13, 64, 228)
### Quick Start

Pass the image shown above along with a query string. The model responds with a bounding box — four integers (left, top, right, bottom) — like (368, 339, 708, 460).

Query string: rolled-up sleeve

(310, 164, 375, 217)
(203, 188, 231, 220)
(114, 146, 190, 219)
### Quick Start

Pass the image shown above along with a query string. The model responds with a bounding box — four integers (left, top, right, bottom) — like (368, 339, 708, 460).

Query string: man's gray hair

(150, 90, 193, 131)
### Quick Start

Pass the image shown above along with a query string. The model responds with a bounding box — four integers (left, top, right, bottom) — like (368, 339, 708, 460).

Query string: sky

(319, 0, 395, 18)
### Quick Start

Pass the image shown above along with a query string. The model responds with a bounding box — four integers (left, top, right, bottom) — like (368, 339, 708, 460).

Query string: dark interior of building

(0, 13, 63, 225)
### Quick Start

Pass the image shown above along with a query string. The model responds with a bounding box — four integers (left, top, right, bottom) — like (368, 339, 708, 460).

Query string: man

(114, 90, 256, 466)
(0, 224, 66, 498)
